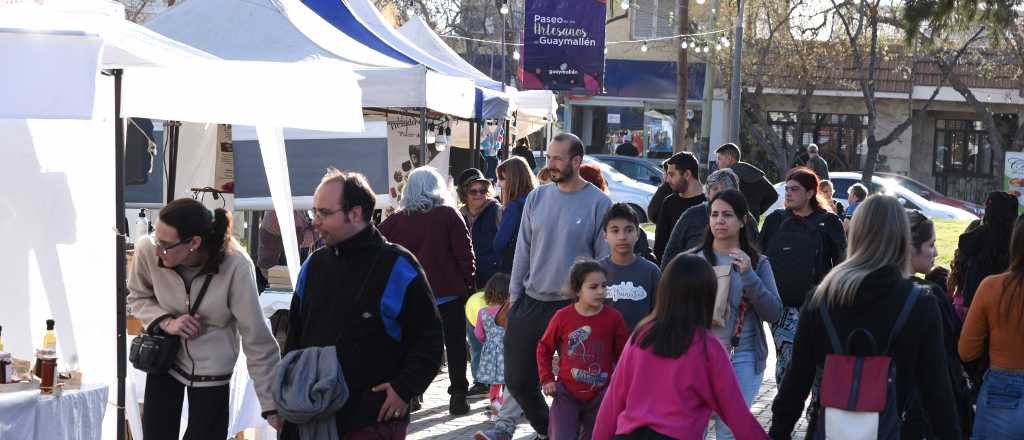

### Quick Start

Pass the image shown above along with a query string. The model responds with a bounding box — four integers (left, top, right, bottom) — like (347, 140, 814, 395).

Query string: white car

(581, 156, 658, 222)
(765, 171, 979, 221)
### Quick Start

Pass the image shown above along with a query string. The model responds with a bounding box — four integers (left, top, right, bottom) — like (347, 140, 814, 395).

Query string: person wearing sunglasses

(457, 168, 503, 289)
(127, 198, 283, 439)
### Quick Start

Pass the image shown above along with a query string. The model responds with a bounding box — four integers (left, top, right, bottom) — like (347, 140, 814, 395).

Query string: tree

(899, 0, 1024, 173)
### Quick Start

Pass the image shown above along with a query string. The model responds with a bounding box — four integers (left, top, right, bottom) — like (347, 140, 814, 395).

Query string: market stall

(0, 1, 364, 439)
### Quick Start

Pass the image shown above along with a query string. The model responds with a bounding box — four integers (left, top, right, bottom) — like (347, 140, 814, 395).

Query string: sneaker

(474, 430, 511, 440)
(467, 382, 490, 397)
(449, 394, 470, 416)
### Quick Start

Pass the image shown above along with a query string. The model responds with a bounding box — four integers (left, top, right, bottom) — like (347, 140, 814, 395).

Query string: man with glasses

(505, 133, 612, 439)
(281, 168, 444, 440)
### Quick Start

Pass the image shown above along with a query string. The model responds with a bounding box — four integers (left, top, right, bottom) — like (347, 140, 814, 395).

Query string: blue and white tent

(145, 0, 478, 118)
(301, 0, 513, 120)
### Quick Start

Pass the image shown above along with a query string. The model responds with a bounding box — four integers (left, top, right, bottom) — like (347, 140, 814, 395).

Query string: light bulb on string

(604, 47, 608, 54)
(681, 40, 688, 49)
(512, 49, 520, 60)
(696, 0, 705, 4)
(500, 3, 509, 15)
(715, 43, 722, 51)
(620, 0, 629, 10)
(641, 41, 648, 52)
(722, 37, 731, 48)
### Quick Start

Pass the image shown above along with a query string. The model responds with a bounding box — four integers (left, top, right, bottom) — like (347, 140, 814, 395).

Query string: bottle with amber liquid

(0, 325, 12, 384)
(34, 319, 58, 393)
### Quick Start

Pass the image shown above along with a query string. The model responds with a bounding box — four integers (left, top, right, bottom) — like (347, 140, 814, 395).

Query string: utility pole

(673, 0, 690, 154)
(728, 0, 744, 143)
(699, 0, 720, 169)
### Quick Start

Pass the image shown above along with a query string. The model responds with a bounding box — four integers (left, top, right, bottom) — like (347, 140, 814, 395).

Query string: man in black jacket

(715, 143, 778, 220)
(660, 168, 759, 269)
(283, 169, 444, 439)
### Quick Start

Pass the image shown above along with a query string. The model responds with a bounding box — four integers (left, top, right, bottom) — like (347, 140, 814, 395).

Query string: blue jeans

(973, 369, 1024, 439)
(710, 350, 763, 440)
(467, 321, 483, 383)
(484, 155, 499, 181)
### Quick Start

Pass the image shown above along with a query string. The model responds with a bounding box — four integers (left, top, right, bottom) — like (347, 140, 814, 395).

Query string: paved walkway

(407, 336, 809, 439)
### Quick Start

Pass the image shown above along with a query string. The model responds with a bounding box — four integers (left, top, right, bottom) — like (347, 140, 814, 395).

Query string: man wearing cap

(805, 144, 830, 181)
(653, 152, 706, 264)
(505, 133, 612, 439)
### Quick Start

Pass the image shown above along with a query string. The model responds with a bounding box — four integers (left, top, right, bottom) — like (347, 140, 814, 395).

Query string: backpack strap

(818, 301, 845, 355)
(884, 285, 922, 353)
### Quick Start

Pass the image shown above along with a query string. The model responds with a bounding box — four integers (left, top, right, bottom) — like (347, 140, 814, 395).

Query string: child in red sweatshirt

(537, 259, 629, 440)
(592, 255, 768, 440)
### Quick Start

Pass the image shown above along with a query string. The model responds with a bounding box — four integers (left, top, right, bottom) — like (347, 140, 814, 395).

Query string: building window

(934, 120, 992, 176)
(766, 112, 868, 171)
(631, 0, 678, 40)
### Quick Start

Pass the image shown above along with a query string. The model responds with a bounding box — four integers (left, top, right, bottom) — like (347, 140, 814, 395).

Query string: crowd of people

(125, 132, 1024, 440)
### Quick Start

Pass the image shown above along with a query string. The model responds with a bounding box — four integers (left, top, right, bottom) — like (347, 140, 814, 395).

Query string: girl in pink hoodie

(593, 255, 768, 440)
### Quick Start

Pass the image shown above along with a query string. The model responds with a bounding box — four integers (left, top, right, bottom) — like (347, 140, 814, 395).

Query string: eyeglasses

(308, 207, 343, 220)
(148, 234, 192, 255)
(467, 189, 488, 196)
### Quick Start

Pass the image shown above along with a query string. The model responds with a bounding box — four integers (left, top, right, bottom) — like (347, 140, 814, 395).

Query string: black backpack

(766, 210, 827, 307)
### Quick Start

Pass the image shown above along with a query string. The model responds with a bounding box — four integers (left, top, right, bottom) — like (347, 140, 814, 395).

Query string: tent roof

(144, 0, 475, 118)
(306, 0, 502, 91)
(0, 0, 365, 131)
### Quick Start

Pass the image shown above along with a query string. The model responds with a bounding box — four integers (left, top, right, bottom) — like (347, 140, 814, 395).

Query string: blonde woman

(495, 157, 537, 273)
(768, 195, 959, 439)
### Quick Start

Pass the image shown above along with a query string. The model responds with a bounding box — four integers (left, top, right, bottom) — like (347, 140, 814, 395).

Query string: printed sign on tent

(521, 0, 606, 93)
(1005, 151, 1024, 211)
(387, 115, 451, 209)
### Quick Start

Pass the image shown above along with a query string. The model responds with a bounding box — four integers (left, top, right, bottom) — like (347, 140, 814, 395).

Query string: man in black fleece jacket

(715, 143, 778, 220)
(283, 170, 444, 439)
(768, 266, 960, 439)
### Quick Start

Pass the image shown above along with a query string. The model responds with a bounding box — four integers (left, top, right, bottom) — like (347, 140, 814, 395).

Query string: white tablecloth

(0, 384, 108, 440)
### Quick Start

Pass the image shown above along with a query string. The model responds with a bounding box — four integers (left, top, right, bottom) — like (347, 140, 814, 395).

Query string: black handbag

(130, 274, 214, 374)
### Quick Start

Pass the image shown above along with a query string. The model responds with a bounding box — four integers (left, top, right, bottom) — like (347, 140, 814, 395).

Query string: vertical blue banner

(521, 0, 606, 93)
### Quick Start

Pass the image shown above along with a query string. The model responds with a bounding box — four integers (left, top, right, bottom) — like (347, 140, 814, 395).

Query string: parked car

(531, 152, 657, 222)
(875, 172, 985, 216)
(589, 154, 664, 187)
(765, 171, 979, 221)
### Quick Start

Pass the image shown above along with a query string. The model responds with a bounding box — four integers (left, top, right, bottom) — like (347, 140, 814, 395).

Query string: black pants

(438, 300, 469, 396)
(504, 295, 570, 435)
(143, 372, 230, 440)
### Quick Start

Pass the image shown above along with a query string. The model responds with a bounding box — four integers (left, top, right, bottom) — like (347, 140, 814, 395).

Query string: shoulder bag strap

(188, 273, 215, 316)
(884, 285, 922, 353)
(818, 301, 844, 355)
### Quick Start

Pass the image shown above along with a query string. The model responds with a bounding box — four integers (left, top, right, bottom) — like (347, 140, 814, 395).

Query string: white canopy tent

(145, 0, 476, 118)
(0, 1, 364, 439)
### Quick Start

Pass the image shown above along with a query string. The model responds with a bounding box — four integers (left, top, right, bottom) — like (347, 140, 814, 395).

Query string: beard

(549, 163, 575, 183)
(672, 179, 689, 194)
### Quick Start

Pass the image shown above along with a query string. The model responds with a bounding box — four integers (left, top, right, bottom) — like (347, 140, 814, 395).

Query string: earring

(189, 248, 195, 253)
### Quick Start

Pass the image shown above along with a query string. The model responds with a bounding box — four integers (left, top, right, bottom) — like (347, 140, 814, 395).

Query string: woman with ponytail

(128, 198, 283, 438)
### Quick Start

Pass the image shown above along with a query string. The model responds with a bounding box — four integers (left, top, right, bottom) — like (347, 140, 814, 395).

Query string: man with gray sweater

(504, 133, 612, 440)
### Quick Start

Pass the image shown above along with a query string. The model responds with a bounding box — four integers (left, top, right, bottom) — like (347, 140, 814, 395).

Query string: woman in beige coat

(128, 198, 282, 438)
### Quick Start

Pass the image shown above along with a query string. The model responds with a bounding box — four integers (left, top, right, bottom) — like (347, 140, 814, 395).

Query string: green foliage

(903, 0, 1022, 41)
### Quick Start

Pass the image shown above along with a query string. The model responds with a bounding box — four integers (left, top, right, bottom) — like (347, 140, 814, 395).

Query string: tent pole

(469, 120, 477, 169)
(165, 121, 181, 203)
(419, 108, 428, 167)
(113, 68, 128, 440)
(474, 121, 483, 169)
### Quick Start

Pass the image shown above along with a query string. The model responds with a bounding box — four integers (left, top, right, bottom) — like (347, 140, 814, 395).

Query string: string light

(500, 2, 509, 15)
(641, 41, 648, 52)
(620, 0, 629, 10)
(512, 49, 520, 60)
(696, 0, 705, 4)
(681, 40, 688, 49)
(722, 36, 731, 48)
(715, 43, 722, 51)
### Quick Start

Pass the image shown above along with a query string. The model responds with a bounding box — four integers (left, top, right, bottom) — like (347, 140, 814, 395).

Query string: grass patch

(644, 219, 972, 269)
(934, 219, 971, 269)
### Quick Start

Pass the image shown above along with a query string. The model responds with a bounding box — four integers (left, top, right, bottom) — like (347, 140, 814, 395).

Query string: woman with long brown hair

(960, 217, 1024, 438)
(494, 156, 537, 273)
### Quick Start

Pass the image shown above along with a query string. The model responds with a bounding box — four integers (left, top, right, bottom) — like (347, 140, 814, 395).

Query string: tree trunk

(674, 0, 689, 153)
